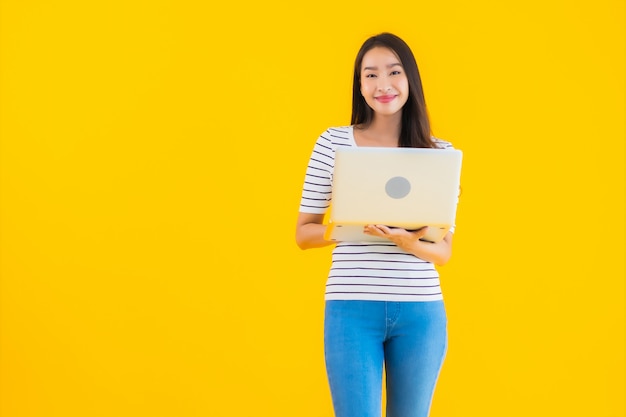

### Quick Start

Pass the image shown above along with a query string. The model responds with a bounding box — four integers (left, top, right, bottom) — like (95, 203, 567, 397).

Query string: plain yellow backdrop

(1, 0, 623, 416)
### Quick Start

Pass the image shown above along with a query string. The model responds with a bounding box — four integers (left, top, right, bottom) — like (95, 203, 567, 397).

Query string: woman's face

(360, 46, 409, 118)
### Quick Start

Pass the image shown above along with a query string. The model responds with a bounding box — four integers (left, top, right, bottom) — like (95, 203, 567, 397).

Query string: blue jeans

(324, 300, 447, 417)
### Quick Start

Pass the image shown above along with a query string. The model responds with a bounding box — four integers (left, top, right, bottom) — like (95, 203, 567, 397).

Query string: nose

(377, 79, 392, 93)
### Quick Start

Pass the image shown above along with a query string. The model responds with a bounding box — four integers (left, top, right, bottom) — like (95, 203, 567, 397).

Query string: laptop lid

(324, 147, 463, 243)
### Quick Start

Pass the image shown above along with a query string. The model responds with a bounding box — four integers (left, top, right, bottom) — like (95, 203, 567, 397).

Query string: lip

(375, 95, 396, 103)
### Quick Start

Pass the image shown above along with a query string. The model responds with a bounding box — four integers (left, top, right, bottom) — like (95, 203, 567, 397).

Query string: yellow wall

(1, 1, 623, 416)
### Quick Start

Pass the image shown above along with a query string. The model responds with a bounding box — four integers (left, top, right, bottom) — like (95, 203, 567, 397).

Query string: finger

(363, 224, 377, 235)
(364, 225, 385, 236)
(413, 226, 429, 237)
(375, 224, 390, 234)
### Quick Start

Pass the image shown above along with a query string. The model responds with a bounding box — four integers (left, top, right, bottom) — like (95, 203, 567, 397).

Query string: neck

(366, 113, 402, 146)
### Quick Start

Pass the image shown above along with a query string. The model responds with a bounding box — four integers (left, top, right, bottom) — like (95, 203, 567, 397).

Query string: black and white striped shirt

(299, 126, 455, 302)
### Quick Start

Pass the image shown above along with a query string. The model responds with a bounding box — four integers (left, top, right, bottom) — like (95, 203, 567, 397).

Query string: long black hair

(351, 33, 435, 148)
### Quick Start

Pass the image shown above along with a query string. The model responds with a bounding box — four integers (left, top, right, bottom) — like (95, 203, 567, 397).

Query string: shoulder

(324, 126, 353, 145)
(431, 136, 455, 149)
(314, 126, 354, 150)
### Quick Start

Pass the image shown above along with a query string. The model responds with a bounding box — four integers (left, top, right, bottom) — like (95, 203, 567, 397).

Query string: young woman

(296, 33, 457, 417)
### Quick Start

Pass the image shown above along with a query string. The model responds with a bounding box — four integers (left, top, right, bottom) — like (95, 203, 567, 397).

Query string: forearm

(364, 225, 454, 265)
(398, 237, 452, 265)
(296, 222, 334, 250)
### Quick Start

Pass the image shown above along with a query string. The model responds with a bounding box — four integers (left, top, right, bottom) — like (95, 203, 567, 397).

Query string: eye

(390, 70, 402, 76)
(364, 73, 377, 78)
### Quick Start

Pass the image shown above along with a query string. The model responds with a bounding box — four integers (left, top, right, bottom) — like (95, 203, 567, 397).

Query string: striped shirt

(299, 125, 456, 302)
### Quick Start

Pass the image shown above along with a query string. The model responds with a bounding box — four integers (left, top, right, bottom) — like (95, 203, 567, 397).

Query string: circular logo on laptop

(385, 176, 411, 199)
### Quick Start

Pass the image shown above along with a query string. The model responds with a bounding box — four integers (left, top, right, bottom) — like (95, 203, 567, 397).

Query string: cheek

(360, 80, 376, 95)
(399, 79, 409, 94)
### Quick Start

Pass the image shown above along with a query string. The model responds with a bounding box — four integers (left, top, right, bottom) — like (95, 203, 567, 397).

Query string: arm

(363, 225, 453, 265)
(295, 212, 335, 250)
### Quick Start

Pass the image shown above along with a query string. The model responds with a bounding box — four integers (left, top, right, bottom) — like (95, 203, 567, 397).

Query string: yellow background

(1, 0, 623, 416)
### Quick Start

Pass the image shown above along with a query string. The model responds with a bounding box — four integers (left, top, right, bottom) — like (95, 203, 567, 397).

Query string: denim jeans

(324, 300, 447, 417)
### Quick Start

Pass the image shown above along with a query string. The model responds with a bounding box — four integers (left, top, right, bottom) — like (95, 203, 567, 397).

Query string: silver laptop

(324, 147, 463, 243)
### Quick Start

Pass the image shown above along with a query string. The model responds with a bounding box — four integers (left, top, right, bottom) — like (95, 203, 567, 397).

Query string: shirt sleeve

(298, 131, 335, 214)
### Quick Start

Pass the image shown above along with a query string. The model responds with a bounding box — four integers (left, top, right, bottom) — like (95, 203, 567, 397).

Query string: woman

(296, 33, 456, 417)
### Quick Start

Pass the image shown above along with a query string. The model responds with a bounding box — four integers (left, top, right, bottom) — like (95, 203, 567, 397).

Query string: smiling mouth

(375, 95, 396, 103)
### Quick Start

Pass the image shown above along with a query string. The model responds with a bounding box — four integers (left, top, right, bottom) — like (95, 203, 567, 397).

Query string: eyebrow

(362, 63, 403, 71)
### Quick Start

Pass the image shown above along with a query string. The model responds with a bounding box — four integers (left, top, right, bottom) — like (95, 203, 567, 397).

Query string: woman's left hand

(363, 224, 428, 245)
(363, 224, 453, 265)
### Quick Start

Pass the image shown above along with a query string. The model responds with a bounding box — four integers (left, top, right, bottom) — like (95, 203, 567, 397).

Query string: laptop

(323, 147, 463, 243)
